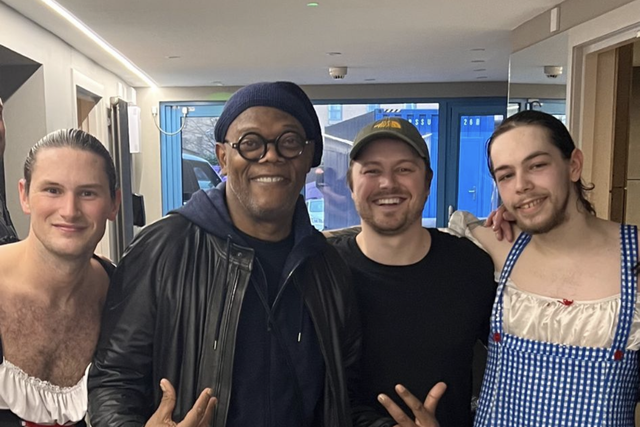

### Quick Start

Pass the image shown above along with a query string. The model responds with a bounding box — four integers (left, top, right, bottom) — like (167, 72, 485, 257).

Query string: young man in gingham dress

(451, 111, 640, 426)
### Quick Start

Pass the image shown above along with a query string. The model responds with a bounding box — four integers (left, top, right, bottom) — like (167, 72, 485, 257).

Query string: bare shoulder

(469, 224, 514, 270)
(0, 242, 23, 285)
(88, 255, 112, 302)
(447, 210, 513, 269)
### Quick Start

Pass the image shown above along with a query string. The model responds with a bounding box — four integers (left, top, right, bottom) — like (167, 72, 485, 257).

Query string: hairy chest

(0, 298, 101, 387)
(510, 250, 622, 300)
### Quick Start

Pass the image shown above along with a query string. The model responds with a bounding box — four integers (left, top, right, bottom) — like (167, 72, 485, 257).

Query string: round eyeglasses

(225, 131, 311, 162)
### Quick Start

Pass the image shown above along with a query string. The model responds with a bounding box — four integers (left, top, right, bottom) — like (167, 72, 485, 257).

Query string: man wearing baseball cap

(329, 117, 495, 427)
(89, 82, 361, 427)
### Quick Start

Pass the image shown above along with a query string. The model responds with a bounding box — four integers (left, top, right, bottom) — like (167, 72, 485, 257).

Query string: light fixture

(40, 0, 158, 89)
(543, 65, 563, 79)
(307, 2, 319, 6)
(329, 66, 347, 79)
(326, 52, 342, 56)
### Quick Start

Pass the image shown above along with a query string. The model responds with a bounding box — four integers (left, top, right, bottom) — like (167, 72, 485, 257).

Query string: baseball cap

(350, 117, 430, 168)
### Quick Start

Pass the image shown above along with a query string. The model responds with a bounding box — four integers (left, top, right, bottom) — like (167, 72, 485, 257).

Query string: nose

(514, 171, 532, 194)
(258, 142, 284, 163)
(60, 193, 80, 219)
(378, 170, 397, 189)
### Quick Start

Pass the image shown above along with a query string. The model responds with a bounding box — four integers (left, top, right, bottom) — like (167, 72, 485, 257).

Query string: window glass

(307, 103, 439, 230)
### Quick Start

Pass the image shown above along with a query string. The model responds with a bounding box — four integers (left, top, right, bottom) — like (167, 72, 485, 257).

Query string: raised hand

(145, 378, 217, 427)
(377, 382, 446, 427)
(484, 205, 516, 242)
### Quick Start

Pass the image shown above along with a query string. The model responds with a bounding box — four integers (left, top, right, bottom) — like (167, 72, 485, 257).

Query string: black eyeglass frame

(224, 131, 312, 162)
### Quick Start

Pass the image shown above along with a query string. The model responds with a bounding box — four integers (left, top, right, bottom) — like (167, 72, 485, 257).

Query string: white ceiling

(2, 0, 565, 88)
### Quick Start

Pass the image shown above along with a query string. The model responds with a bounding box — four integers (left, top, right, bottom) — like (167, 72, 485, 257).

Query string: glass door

(438, 103, 505, 225)
(160, 103, 224, 214)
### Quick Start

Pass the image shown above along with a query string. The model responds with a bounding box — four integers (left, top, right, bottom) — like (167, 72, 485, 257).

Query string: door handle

(468, 186, 477, 201)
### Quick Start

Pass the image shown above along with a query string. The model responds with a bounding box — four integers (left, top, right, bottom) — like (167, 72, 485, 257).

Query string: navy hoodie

(176, 184, 326, 427)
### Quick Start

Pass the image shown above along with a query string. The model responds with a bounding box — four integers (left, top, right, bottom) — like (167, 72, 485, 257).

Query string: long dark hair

(486, 110, 595, 216)
(24, 129, 118, 199)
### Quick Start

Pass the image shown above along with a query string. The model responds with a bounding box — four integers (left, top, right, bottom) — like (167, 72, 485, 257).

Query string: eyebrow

(492, 151, 551, 174)
(37, 180, 104, 189)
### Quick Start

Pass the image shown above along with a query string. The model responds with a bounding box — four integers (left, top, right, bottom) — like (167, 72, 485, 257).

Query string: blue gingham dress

(475, 224, 639, 426)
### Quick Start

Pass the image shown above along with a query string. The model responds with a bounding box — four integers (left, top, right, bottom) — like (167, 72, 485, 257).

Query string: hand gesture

(145, 378, 217, 427)
(484, 205, 516, 242)
(377, 382, 446, 427)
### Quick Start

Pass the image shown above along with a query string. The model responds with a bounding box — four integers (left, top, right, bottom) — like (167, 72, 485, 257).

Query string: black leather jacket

(88, 188, 361, 427)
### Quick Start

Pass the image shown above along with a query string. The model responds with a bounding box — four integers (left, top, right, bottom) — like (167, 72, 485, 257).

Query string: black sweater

(331, 229, 496, 427)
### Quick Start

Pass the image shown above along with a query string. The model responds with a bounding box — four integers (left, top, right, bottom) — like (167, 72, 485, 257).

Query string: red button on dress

(493, 332, 501, 342)
(614, 350, 624, 361)
(560, 299, 574, 306)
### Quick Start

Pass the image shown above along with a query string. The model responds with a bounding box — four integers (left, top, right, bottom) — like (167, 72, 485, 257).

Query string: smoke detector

(329, 66, 347, 80)
(543, 65, 563, 79)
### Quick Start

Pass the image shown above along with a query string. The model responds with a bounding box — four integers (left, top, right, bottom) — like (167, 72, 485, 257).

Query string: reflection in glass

(456, 115, 503, 219)
(181, 116, 222, 204)
(307, 103, 439, 230)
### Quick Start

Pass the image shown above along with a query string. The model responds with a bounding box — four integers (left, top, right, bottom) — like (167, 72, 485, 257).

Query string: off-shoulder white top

(448, 210, 640, 350)
(0, 357, 88, 425)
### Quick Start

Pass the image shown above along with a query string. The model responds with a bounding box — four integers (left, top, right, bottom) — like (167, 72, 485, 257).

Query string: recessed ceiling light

(307, 2, 319, 6)
(476, 76, 488, 79)
(364, 78, 376, 82)
(471, 48, 486, 51)
(326, 52, 342, 56)
(165, 55, 181, 60)
(471, 59, 485, 63)
(473, 68, 487, 72)
(211, 81, 223, 86)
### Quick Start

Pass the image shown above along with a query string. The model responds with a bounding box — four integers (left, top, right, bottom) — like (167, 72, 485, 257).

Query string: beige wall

(511, 0, 636, 52)
(0, 2, 134, 242)
(627, 67, 640, 225)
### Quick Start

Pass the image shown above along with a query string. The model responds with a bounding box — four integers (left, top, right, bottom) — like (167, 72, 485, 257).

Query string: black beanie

(214, 81, 323, 167)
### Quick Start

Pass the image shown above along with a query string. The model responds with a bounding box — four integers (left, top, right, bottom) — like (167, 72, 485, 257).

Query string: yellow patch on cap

(373, 119, 402, 129)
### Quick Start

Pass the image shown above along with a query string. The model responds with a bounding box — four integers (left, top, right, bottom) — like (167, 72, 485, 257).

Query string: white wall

(0, 2, 134, 246)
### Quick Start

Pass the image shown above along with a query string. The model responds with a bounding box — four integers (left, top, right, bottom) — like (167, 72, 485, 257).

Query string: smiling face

(489, 125, 582, 234)
(19, 147, 120, 260)
(350, 138, 430, 235)
(215, 106, 314, 237)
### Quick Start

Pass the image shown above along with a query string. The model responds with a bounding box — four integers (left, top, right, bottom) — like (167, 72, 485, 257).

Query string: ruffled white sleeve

(446, 210, 488, 251)
(0, 359, 88, 425)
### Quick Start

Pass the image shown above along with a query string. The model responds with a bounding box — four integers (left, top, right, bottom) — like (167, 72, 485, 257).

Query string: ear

(425, 169, 434, 197)
(569, 148, 584, 183)
(215, 143, 229, 177)
(108, 189, 122, 221)
(18, 179, 30, 215)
